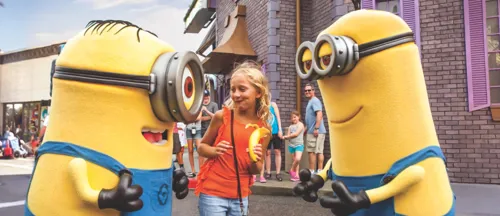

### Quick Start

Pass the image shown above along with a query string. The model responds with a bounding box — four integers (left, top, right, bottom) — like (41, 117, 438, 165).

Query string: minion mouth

(330, 106, 363, 124)
(142, 129, 168, 146)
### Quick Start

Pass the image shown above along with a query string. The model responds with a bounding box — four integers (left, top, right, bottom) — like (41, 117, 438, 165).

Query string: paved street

(1, 154, 500, 215)
(0, 158, 34, 176)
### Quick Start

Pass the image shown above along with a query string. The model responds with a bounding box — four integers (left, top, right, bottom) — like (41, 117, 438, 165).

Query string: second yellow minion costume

(24, 20, 205, 215)
(293, 10, 455, 216)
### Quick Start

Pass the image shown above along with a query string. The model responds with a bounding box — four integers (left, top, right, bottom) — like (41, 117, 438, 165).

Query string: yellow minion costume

(24, 20, 205, 215)
(292, 10, 456, 216)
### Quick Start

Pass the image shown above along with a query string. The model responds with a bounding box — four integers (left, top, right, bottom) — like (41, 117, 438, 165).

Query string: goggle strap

(358, 32, 415, 58)
(53, 66, 152, 92)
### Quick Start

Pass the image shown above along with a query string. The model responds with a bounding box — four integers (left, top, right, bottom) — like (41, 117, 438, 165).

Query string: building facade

(0, 43, 62, 142)
(185, 0, 500, 184)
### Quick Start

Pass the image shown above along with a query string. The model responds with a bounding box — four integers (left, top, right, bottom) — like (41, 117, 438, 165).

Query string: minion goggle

(53, 51, 205, 123)
(295, 32, 415, 80)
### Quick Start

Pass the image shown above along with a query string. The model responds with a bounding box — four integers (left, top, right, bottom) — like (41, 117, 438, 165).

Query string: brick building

(184, 0, 500, 184)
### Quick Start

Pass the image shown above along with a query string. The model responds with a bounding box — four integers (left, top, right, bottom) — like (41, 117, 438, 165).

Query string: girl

(283, 110, 304, 181)
(195, 61, 271, 216)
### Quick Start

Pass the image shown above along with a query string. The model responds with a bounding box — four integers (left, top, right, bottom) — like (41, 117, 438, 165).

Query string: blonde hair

(229, 61, 271, 129)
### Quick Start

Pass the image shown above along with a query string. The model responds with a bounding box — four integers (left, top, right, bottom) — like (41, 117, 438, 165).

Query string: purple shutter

(464, 0, 490, 111)
(361, 0, 375, 9)
(400, 0, 421, 49)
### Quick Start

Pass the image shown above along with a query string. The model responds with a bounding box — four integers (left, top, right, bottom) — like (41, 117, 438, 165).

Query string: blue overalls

(328, 146, 456, 216)
(24, 141, 173, 216)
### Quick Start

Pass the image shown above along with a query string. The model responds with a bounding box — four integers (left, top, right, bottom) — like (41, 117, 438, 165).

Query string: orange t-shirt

(195, 107, 264, 199)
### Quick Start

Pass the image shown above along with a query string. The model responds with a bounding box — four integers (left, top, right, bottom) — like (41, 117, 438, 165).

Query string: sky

(0, 0, 210, 53)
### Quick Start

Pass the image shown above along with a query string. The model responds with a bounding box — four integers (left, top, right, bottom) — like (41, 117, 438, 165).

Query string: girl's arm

(284, 126, 291, 139)
(196, 111, 202, 121)
(250, 160, 264, 174)
(287, 122, 304, 139)
(197, 110, 224, 158)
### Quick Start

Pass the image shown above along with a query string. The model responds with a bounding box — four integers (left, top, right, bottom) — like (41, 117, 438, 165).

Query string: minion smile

(330, 106, 363, 124)
(142, 128, 168, 146)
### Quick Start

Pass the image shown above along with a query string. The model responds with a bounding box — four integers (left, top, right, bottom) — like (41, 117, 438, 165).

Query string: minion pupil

(182, 67, 194, 101)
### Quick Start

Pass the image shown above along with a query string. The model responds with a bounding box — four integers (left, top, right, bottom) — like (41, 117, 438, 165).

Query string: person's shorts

(288, 144, 304, 154)
(186, 129, 202, 140)
(267, 134, 282, 150)
(305, 133, 325, 154)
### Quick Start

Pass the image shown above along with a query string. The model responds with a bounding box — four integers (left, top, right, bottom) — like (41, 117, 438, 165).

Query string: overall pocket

(149, 178, 172, 214)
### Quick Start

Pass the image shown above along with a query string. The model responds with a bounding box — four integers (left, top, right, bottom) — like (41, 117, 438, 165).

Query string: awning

(201, 5, 257, 74)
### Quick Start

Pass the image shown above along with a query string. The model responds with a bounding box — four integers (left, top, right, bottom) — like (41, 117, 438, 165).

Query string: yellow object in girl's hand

(245, 124, 271, 162)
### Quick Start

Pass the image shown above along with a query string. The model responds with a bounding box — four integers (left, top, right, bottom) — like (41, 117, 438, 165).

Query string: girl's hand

(251, 144, 263, 161)
(214, 140, 232, 156)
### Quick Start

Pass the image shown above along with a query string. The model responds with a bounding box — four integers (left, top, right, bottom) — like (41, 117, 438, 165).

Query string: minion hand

(293, 169, 325, 202)
(173, 168, 189, 199)
(319, 181, 371, 216)
(98, 169, 144, 212)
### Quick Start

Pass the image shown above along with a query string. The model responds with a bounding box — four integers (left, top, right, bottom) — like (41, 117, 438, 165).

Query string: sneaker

(187, 172, 196, 178)
(291, 175, 300, 182)
(276, 173, 283, 181)
(259, 176, 267, 183)
(253, 175, 256, 182)
(310, 169, 315, 176)
(289, 170, 296, 180)
(264, 172, 271, 179)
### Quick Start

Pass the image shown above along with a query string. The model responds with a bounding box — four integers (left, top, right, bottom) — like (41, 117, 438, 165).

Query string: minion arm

(68, 158, 100, 206)
(365, 165, 425, 204)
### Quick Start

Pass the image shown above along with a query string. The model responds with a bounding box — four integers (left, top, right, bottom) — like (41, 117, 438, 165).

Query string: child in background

(283, 111, 305, 181)
(175, 122, 187, 170)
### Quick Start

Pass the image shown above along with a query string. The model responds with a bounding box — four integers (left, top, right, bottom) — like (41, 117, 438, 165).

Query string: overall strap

(381, 145, 446, 185)
(230, 110, 245, 216)
(36, 141, 127, 175)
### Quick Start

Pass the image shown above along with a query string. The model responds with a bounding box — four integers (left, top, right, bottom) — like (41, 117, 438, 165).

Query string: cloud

(30, 4, 209, 56)
(74, 0, 157, 10)
(130, 4, 210, 53)
(128, 4, 162, 12)
(31, 30, 80, 47)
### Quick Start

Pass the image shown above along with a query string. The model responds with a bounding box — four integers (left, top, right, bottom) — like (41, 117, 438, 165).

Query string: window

(486, 0, 500, 104)
(464, 0, 492, 111)
(376, 0, 400, 15)
(361, 0, 421, 49)
(2, 102, 41, 141)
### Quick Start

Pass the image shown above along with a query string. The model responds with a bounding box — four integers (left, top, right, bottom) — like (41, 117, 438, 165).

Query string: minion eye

(295, 41, 320, 80)
(304, 60, 312, 71)
(312, 34, 356, 77)
(149, 51, 205, 123)
(321, 55, 331, 68)
(182, 66, 195, 110)
(317, 42, 333, 70)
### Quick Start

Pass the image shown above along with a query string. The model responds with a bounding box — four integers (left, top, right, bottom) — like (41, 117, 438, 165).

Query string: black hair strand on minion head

(83, 20, 158, 42)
